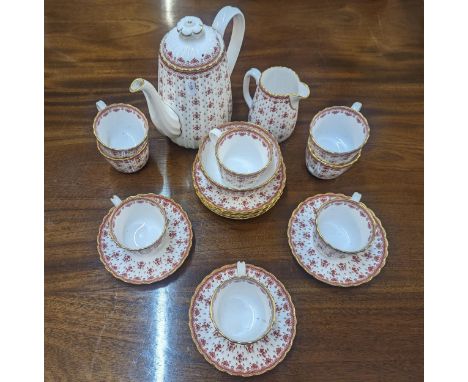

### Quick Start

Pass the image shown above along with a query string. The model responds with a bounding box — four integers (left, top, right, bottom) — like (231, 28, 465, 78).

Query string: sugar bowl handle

(236, 261, 246, 277)
(110, 195, 123, 207)
(351, 192, 362, 202)
(243, 68, 261, 109)
(351, 102, 362, 112)
(96, 100, 107, 112)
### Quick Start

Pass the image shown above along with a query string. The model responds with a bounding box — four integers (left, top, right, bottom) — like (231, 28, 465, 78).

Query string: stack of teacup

(93, 100, 150, 173)
(306, 102, 370, 179)
(196, 121, 284, 219)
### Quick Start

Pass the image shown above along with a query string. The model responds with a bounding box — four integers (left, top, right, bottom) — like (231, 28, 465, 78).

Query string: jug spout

(129, 78, 181, 139)
(290, 81, 310, 109)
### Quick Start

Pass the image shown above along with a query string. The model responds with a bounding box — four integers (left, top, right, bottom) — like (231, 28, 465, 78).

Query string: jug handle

(212, 6, 245, 76)
(243, 68, 261, 109)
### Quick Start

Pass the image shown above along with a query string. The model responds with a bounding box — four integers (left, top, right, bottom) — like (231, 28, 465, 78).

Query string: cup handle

(236, 261, 246, 277)
(96, 100, 107, 112)
(351, 102, 362, 112)
(243, 68, 261, 109)
(351, 192, 362, 202)
(209, 128, 222, 144)
(110, 195, 122, 207)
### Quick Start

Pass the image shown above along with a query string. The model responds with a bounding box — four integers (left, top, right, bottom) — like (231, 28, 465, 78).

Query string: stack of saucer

(306, 102, 369, 179)
(193, 122, 286, 219)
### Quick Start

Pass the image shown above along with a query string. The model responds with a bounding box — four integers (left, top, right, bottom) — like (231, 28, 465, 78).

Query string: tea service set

(93, 5, 387, 376)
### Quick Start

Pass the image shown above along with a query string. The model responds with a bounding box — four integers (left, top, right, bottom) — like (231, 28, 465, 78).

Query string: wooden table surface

(45, 0, 423, 380)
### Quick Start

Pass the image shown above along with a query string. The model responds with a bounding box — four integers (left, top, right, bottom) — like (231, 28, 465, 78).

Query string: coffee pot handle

(212, 6, 245, 76)
(243, 68, 261, 109)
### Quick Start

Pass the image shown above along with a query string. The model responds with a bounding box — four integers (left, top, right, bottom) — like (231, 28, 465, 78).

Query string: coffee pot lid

(160, 16, 224, 72)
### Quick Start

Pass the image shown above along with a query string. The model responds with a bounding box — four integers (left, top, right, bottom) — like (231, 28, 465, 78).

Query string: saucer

(189, 264, 296, 377)
(193, 160, 286, 219)
(97, 193, 192, 284)
(288, 193, 388, 287)
(200, 122, 282, 191)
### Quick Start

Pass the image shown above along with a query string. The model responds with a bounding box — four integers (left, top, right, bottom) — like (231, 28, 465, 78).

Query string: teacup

(309, 102, 369, 164)
(305, 138, 360, 180)
(93, 100, 149, 159)
(313, 192, 375, 257)
(243, 66, 309, 142)
(210, 262, 275, 344)
(109, 195, 167, 253)
(97, 140, 149, 173)
(209, 127, 273, 190)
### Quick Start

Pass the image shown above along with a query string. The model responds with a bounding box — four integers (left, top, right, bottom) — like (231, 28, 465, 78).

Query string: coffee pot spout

(129, 78, 181, 139)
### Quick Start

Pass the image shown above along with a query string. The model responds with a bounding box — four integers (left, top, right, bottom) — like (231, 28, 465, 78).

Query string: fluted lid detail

(160, 16, 224, 72)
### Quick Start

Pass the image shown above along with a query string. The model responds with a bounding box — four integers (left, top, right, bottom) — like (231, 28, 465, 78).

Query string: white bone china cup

(209, 127, 273, 190)
(94, 100, 149, 159)
(210, 261, 275, 344)
(313, 192, 375, 257)
(309, 102, 369, 164)
(109, 195, 167, 253)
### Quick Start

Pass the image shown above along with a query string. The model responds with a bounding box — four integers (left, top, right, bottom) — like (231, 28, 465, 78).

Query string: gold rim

(97, 193, 193, 285)
(309, 105, 370, 156)
(287, 193, 388, 287)
(188, 263, 297, 377)
(193, 160, 287, 219)
(215, 127, 274, 177)
(97, 140, 148, 161)
(200, 122, 281, 192)
(93, 103, 149, 152)
(307, 140, 361, 168)
(209, 276, 276, 344)
(259, 66, 310, 99)
(314, 197, 376, 255)
(108, 195, 168, 252)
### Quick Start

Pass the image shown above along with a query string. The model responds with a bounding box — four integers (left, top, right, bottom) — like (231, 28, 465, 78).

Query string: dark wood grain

(45, 0, 423, 380)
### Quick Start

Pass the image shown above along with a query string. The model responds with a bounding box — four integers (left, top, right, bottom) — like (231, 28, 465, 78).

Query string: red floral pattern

(193, 160, 285, 215)
(97, 194, 192, 284)
(305, 145, 354, 179)
(189, 264, 296, 376)
(102, 144, 149, 174)
(288, 194, 388, 287)
(248, 87, 298, 143)
(158, 56, 231, 149)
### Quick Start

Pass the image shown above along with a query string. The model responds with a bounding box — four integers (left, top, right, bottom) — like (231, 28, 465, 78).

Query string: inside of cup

(261, 67, 299, 95)
(218, 130, 270, 175)
(112, 199, 165, 250)
(95, 106, 147, 150)
(311, 107, 368, 153)
(212, 278, 273, 343)
(316, 201, 373, 252)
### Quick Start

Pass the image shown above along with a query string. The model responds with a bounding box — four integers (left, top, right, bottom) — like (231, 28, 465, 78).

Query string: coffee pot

(130, 6, 245, 149)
